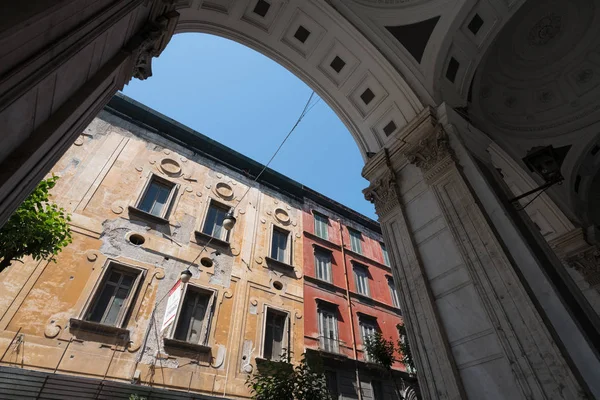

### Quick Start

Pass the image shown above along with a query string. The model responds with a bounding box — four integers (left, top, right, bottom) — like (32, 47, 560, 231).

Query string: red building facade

(302, 196, 408, 400)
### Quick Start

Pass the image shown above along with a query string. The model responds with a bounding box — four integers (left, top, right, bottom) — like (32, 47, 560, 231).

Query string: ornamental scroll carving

(566, 247, 600, 289)
(403, 125, 455, 181)
(363, 171, 400, 216)
(126, 11, 179, 81)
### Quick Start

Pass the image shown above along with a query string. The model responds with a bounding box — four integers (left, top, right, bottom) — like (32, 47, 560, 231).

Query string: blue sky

(121, 33, 376, 220)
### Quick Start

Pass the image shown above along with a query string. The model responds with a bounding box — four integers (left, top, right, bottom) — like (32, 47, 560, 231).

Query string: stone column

(0, 0, 178, 227)
(363, 109, 586, 399)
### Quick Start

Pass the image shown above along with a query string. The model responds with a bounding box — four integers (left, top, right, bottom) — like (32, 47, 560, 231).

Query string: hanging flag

(161, 280, 182, 332)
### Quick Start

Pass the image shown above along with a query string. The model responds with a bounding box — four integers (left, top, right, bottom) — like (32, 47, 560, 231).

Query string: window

(318, 306, 339, 353)
(325, 371, 339, 399)
(360, 318, 378, 362)
(388, 278, 400, 309)
(271, 226, 290, 263)
(353, 265, 370, 297)
(202, 201, 230, 241)
(315, 249, 332, 283)
(348, 228, 362, 254)
(314, 213, 329, 240)
(137, 175, 176, 218)
(381, 243, 390, 266)
(171, 286, 215, 345)
(263, 308, 289, 361)
(85, 263, 143, 327)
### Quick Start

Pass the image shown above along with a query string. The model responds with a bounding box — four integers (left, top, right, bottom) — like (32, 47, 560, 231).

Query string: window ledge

(255, 357, 293, 372)
(163, 338, 211, 354)
(304, 231, 341, 250)
(69, 318, 130, 339)
(128, 206, 170, 224)
(345, 247, 392, 271)
(265, 256, 295, 271)
(194, 230, 231, 249)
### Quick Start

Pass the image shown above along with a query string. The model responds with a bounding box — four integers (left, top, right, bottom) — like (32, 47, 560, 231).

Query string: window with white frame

(381, 243, 390, 266)
(388, 277, 400, 309)
(136, 174, 177, 218)
(314, 212, 329, 240)
(353, 264, 370, 297)
(315, 249, 332, 283)
(318, 305, 339, 353)
(348, 228, 362, 254)
(84, 262, 144, 328)
(170, 285, 216, 346)
(263, 308, 289, 361)
(271, 226, 291, 263)
(359, 317, 378, 362)
(202, 200, 230, 241)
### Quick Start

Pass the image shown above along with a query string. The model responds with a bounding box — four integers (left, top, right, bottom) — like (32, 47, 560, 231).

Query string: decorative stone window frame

(195, 197, 233, 247)
(266, 223, 294, 267)
(163, 283, 218, 353)
(129, 172, 179, 223)
(71, 260, 147, 336)
(259, 304, 291, 362)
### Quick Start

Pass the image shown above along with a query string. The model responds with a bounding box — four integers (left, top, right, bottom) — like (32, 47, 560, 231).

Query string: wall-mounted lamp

(509, 146, 567, 208)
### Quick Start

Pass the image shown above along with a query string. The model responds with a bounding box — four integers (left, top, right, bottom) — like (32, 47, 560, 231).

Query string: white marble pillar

(363, 109, 586, 399)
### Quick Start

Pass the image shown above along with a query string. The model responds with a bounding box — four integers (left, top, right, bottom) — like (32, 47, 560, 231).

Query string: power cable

(185, 90, 318, 270)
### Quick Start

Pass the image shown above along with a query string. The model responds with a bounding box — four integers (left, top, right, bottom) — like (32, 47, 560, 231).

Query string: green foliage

(0, 176, 72, 272)
(129, 395, 147, 400)
(246, 353, 332, 400)
(397, 323, 416, 373)
(364, 331, 396, 371)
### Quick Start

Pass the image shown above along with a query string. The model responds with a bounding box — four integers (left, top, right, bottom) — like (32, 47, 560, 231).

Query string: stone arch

(173, 1, 423, 159)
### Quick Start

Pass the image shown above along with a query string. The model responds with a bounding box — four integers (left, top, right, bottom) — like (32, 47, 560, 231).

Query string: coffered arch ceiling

(172, 0, 425, 160)
(468, 0, 600, 228)
(328, 0, 527, 106)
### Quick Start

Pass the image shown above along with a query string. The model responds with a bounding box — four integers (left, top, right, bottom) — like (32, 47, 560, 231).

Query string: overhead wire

(185, 90, 319, 270)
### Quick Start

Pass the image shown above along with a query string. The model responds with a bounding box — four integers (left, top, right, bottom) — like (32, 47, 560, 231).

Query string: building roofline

(105, 94, 381, 234)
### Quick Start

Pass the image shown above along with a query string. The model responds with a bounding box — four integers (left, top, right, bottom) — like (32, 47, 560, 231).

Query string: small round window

(128, 233, 145, 246)
(273, 281, 283, 291)
(200, 257, 214, 268)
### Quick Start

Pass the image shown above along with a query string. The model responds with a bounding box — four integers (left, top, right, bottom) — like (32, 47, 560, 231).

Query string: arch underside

(174, 0, 424, 160)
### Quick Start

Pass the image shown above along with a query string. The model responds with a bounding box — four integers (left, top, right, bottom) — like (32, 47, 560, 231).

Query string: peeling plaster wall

(0, 111, 306, 399)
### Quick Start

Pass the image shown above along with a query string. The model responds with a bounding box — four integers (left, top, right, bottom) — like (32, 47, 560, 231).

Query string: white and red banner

(161, 280, 182, 332)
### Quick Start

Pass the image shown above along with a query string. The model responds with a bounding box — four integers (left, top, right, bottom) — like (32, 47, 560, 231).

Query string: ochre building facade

(0, 95, 408, 399)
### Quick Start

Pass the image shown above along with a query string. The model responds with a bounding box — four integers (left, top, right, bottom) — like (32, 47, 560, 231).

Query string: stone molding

(566, 246, 600, 289)
(403, 124, 455, 183)
(124, 10, 179, 82)
(363, 166, 400, 217)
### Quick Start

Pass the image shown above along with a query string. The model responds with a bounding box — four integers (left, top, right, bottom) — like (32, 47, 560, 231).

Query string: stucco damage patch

(100, 217, 234, 370)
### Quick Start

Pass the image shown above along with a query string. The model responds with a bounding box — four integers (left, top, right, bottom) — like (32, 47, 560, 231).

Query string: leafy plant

(364, 331, 396, 370)
(0, 176, 72, 273)
(129, 395, 147, 400)
(246, 353, 332, 400)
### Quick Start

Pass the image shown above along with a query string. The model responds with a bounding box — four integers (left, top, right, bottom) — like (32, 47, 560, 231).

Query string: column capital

(363, 166, 400, 217)
(566, 246, 600, 289)
(403, 124, 455, 183)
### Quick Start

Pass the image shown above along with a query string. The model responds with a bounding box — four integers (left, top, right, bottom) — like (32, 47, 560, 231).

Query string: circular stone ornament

(160, 158, 181, 175)
(274, 208, 290, 223)
(215, 182, 234, 199)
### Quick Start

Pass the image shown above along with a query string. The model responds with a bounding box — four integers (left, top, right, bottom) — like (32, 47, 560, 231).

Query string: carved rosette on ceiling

(125, 10, 179, 82)
(403, 125, 455, 182)
(363, 170, 400, 217)
(566, 247, 600, 289)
